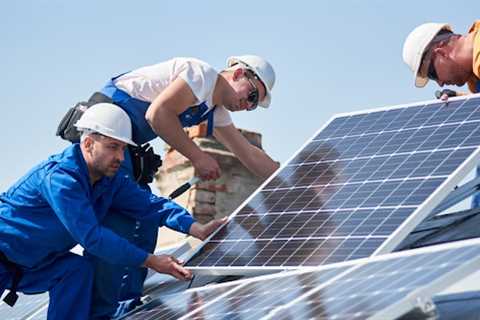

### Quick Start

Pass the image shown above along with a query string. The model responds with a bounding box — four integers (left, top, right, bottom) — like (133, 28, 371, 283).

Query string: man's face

(86, 134, 127, 178)
(224, 68, 266, 112)
(422, 38, 471, 87)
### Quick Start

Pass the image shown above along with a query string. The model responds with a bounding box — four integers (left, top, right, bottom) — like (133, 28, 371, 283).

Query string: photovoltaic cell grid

(122, 266, 350, 320)
(270, 240, 480, 320)
(126, 239, 480, 320)
(0, 292, 48, 320)
(186, 96, 480, 271)
(122, 280, 241, 320)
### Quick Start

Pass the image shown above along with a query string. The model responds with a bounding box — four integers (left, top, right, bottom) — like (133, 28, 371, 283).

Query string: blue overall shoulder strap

(178, 103, 216, 136)
(476, 79, 480, 92)
(205, 106, 216, 136)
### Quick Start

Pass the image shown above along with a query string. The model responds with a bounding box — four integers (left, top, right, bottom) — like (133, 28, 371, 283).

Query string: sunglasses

(245, 72, 260, 111)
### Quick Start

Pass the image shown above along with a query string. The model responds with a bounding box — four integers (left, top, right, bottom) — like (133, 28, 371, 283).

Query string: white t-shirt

(113, 57, 232, 127)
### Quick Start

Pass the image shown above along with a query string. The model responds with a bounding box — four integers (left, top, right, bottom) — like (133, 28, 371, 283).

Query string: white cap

(402, 22, 452, 87)
(227, 55, 275, 108)
(74, 103, 137, 146)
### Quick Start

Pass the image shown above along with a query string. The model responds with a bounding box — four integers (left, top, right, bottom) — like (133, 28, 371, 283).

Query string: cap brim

(415, 75, 429, 88)
(414, 50, 432, 88)
(259, 93, 271, 108)
(257, 77, 272, 108)
(103, 135, 138, 147)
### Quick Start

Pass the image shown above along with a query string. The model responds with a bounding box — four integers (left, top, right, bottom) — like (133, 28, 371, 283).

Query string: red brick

(192, 203, 217, 215)
(195, 182, 227, 193)
(193, 190, 216, 204)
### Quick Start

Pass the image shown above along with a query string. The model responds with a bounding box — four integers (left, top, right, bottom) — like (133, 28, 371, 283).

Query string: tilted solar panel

(266, 238, 480, 320)
(124, 239, 480, 320)
(121, 264, 351, 320)
(0, 292, 48, 320)
(186, 95, 480, 274)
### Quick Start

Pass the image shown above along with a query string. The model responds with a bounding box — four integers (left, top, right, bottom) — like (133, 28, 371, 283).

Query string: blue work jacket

(0, 144, 195, 269)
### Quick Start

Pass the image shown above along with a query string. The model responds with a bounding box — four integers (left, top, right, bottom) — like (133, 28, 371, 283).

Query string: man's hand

(435, 89, 457, 101)
(189, 217, 228, 240)
(192, 152, 221, 181)
(143, 254, 192, 281)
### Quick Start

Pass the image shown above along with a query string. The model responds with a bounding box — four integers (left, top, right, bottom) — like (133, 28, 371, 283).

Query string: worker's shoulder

(42, 144, 88, 179)
(171, 57, 217, 75)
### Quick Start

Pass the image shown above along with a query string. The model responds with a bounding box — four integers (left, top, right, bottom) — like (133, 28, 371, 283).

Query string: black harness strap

(129, 143, 162, 186)
(0, 251, 23, 307)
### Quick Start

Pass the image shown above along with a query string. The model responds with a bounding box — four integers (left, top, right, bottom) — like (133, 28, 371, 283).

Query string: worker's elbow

(145, 107, 157, 127)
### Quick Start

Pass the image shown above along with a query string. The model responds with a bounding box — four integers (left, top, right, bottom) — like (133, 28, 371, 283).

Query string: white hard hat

(227, 55, 275, 108)
(402, 22, 452, 87)
(74, 103, 137, 146)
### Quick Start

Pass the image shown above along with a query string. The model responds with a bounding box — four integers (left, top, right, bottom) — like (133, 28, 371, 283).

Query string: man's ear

(433, 46, 449, 58)
(83, 136, 94, 152)
(232, 68, 245, 81)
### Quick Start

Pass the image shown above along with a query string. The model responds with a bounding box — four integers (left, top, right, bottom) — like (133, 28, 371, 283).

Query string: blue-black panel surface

(187, 97, 480, 269)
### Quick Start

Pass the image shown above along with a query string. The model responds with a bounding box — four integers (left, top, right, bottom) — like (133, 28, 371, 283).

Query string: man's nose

(118, 150, 125, 162)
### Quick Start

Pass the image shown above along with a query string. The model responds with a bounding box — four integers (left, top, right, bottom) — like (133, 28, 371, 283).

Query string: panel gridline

(127, 240, 480, 320)
(122, 281, 241, 320)
(0, 292, 48, 320)
(270, 241, 480, 320)
(186, 96, 480, 269)
(123, 267, 351, 320)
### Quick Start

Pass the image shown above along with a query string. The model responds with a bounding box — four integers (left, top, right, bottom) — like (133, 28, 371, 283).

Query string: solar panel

(0, 292, 48, 320)
(121, 265, 351, 320)
(186, 95, 480, 274)
(269, 239, 480, 320)
(120, 279, 242, 320)
(124, 238, 480, 320)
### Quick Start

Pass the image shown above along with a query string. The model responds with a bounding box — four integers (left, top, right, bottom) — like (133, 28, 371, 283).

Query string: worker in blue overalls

(57, 55, 280, 318)
(1, 103, 222, 319)
(403, 22, 480, 206)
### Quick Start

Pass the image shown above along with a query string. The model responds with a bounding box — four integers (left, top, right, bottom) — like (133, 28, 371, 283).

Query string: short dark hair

(431, 30, 456, 45)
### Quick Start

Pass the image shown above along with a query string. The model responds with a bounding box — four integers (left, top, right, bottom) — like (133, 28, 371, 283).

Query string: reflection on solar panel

(121, 265, 350, 320)
(125, 239, 480, 320)
(0, 292, 48, 320)
(272, 239, 480, 320)
(121, 280, 242, 320)
(186, 96, 480, 273)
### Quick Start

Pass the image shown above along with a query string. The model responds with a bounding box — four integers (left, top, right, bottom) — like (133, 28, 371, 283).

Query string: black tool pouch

(56, 92, 114, 143)
(55, 102, 89, 143)
(129, 144, 163, 185)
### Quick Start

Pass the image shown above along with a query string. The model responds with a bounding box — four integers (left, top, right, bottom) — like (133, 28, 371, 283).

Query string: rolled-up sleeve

(40, 169, 148, 266)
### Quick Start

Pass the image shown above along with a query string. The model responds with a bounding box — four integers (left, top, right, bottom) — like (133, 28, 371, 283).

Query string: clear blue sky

(1, 1, 478, 191)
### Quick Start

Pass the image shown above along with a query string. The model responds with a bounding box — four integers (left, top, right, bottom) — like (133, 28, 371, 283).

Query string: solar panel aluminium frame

(161, 238, 480, 320)
(183, 94, 480, 276)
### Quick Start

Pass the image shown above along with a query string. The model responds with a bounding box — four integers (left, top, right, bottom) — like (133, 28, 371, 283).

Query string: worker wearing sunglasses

(403, 22, 479, 94)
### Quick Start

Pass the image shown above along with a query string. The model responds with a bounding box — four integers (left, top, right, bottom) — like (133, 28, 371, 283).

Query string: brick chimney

(154, 123, 266, 247)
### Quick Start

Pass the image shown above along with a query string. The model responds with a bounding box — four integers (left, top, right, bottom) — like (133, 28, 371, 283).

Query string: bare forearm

(214, 125, 280, 179)
(242, 146, 280, 178)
